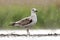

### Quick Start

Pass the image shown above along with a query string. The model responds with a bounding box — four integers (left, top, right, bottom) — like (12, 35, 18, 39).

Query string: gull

(10, 8, 38, 35)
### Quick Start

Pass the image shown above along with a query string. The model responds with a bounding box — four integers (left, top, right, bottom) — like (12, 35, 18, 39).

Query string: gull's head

(31, 8, 38, 13)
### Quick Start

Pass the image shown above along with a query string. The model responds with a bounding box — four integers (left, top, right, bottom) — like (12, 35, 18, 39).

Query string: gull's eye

(32, 9, 34, 11)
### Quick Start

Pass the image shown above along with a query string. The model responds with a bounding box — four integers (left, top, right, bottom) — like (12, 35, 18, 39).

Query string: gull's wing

(15, 17, 32, 26)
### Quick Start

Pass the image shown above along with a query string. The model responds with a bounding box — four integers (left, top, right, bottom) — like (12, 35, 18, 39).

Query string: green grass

(0, 5, 60, 29)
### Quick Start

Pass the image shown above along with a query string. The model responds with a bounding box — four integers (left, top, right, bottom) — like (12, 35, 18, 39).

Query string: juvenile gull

(11, 8, 38, 35)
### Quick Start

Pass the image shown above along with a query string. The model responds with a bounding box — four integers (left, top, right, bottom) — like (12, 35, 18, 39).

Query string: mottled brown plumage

(17, 18, 32, 26)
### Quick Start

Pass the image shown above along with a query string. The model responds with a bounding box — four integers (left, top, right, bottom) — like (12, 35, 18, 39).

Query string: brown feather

(17, 18, 32, 26)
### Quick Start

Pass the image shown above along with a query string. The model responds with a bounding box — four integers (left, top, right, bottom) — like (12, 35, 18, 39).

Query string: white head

(31, 8, 38, 13)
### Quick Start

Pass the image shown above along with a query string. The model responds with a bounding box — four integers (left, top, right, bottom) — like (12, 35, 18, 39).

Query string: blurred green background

(0, 0, 60, 29)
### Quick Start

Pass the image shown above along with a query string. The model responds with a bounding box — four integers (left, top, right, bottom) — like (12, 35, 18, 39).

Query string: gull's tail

(9, 22, 16, 26)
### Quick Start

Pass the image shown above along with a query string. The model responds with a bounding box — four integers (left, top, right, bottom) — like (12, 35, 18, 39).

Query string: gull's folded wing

(15, 17, 32, 26)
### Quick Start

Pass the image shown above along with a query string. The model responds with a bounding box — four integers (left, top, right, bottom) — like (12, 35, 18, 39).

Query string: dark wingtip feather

(11, 22, 15, 26)
(9, 22, 15, 26)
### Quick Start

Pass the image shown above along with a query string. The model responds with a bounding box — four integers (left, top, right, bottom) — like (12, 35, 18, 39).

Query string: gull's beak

(35, 10, 38, 12)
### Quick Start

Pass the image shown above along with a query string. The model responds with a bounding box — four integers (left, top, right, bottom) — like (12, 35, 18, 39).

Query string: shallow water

(0, 29, 60, 40)
(0, 36, 60, 40)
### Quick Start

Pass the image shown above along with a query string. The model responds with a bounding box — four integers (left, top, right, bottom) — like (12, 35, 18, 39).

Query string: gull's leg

(27, 28, 30, 36)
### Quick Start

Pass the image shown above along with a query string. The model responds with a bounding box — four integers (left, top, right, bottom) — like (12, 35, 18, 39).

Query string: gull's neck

(31, 11, 37, 19)
(31, 11, 36, 16)
(31, 11, 37, 23)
